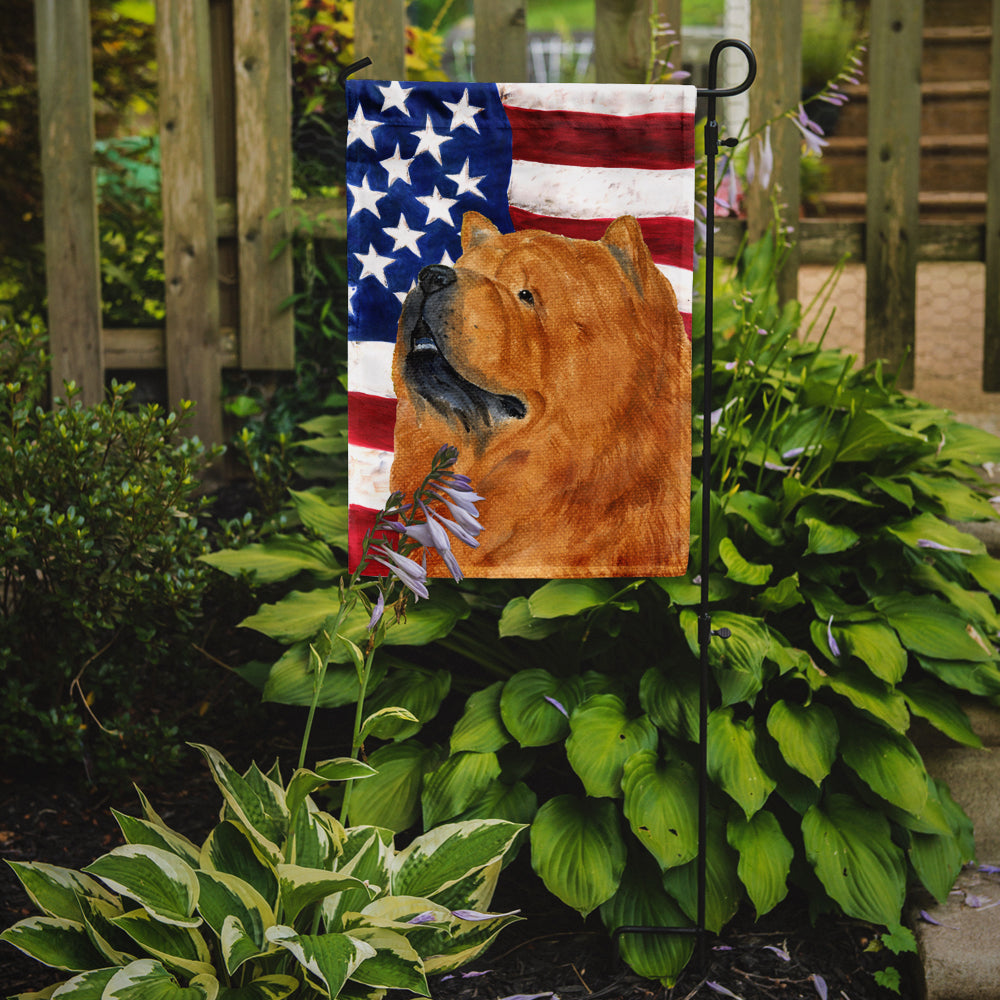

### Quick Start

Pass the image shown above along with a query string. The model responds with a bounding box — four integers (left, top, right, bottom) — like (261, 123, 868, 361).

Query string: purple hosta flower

(763, 944, 791, 962)
(919, 909, 958, 929)
(715, 156, 742, 215)
(407, 911, 438, 925)
(812, 974, 828, 1000)
(707, 982, 742, 999)
(429, 485, 484, 539)
(791, 104, 829, 157)
(441, 970, 493, 982)
(979, 864, 1000, 874)
(425, 501, 480, 549)
(747, 125, 774, 191)
(409, 503, 464, 581)
(917, 538, 973, 555)
(827, 615, 842, 658)
(544, 695, 569, 718)
(451, 908, 521, 921)
(369, 544, 430, 600)
(367, 590, 385, 631)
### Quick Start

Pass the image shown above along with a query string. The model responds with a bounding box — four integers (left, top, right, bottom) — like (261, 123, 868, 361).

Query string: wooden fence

(33, 0, 1000, 445)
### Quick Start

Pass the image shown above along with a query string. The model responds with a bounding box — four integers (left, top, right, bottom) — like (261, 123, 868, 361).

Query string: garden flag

(347, 80, 695, 578)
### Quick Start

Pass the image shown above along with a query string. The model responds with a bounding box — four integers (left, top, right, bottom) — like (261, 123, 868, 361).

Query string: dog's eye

(518, 289, 534, 306)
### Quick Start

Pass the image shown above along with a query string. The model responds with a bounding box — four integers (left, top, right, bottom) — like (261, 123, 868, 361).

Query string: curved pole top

(697, 39, 756, 99)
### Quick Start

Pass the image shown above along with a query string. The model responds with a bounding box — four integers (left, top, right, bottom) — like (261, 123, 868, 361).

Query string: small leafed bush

(0, 317, 218, 782)
(1, 743, 523, 998)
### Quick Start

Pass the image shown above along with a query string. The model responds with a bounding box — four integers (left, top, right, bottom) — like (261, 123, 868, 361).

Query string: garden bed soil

(1, 737, 913, 1000)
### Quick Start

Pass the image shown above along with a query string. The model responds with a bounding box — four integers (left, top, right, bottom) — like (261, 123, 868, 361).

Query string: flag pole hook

(612, 37, 755, 976)
(338, 57, 373, 90)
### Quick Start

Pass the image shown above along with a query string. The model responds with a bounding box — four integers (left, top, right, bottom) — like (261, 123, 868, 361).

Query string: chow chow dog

(390, 211, 690, 578)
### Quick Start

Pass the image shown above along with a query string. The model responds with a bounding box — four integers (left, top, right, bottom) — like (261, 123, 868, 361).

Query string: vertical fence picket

(157, 0, 223, 445)
(983, 0, 1000, 390)
(354, 0, 406, 79)
(864, 0, 923, 390)
(34, 0, 103, 405)
(594, 0, 654, 83)
(233, 0, 294, 369)
(746, 0, 801, 304)
(474, 0, 527, 82)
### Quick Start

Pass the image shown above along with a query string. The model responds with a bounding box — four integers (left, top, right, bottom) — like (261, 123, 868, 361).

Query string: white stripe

(349, 443, 394, 510)
(655, 264, 693, 314)
(499, 82, 696, 117)
(348, 340, 396, 399)
(509, 161, 694, 221)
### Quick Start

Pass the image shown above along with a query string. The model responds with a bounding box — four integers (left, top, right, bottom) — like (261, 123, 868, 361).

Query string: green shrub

(0, 317, 220, 783)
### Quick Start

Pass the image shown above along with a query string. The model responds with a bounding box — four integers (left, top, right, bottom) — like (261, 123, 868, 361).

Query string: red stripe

(505, 106, 694, 171)
(348, 391, 397, 452)
(349, 504, 397, 575)
(682, 312, 692, 340)
(508, 207, 693, 272)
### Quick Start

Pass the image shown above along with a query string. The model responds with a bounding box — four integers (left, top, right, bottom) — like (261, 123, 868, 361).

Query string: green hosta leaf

(200, 536, 341, 584)
(260, 643, 387, 709)
(906, 472, 998, 522)
(530, 795, 626, 917)
(527, 579, 618, 618)
(497, 596, 565, 639)
(265, 926, 375, 997)
(4, 862, 118, 922)
(909, 827, 965, 905)
(362, 667, 451, 740)
(874, 594, 995, 662)
(103, 959, 218, 999)
(347, 740, 442, 832)
(599, 854, 694, 987)
(288, 488, 348, 545)
(195, 871, 273, 973)
(839, 718, 929, 816)
(901, 680, 982, 748)
(661, 810, 741, 933)
(727, 811, 793, 918)
(910, 562, 1000, 633)
(835, 621, 907, 684)
(111, 908, 214, 978)
(453, 779, 538, 827)
(499, 670, 584, 747)
(707, 708, 776, 818)
(916, 655, 1000, 697)
(886, 512, 985, 557)
(808, 660, 910, 732)
(621, 751, 698, 871)
(421, 751, 502, 828)
(802, 793, 906, 926)
(216, 975, 299, 1000)
(639, 663, 699, 743)
(654, 573, 737, 606)
(866, 474, 914, 509)
(277, 865, 374, 925)
(680, 610, 770, 706)
(360, 706, 421, 742)
(765, 701, 838, 786)
(392, 820, 524, 900)
(83, 846, 200, 928)
(724, 490, 784, 545)
(190, 746, 287, 862)
(0, 916, 107, 971)
(935, 421, 1000, 464)
(450, 682, 511, 754)
(755, 573, 804, 614)
(966, 553, 1000, 597)
(835, 410, 927, 463)
(112, 812, 201, 868)
(803, 517, 859, 556)
(565, 695, 658, 798)
(346, 926, 428, 994)
(718, 537, 772, 585)
(200, 822, 278, 910)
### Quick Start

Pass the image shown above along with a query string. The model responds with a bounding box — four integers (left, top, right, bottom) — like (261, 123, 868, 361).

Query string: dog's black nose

(418, 265, 456, 294)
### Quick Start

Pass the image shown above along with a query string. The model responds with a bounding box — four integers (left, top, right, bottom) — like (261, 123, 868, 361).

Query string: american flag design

(346, 80, 696, 573)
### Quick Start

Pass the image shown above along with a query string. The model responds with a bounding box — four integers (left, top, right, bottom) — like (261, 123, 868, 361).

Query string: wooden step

(813, 190, 987, 222)
(922, 25, 993, 83)
(922, 0, 992, 28)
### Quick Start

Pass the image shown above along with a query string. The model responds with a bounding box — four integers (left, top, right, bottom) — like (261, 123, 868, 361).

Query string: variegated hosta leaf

(323, 829, 393, 931)
(78, 894, 136, 966)
(265, 926, 375, 998)
(421, 907, 523, 975)
(288, 802, 343, 870)
(802, 793, 906, 926)
(621, 751, 699, 871)
(838, 718, 929, 817)
(102, 958, 218, 999)
(707, 707, 776, 819)
(276, 864, 375, 925)
(83, 846, 200, 928)
(529, 795, 626, 917)
(4, 861, 118, 922)
(765, 700, 838, 786)
(45, 966, 118, 997)
(214, 974, 299, 1000)
(499, 669, 585, 747)
(195, 871, 274, 973)
(190, 745, 287, 863)
(110, 908, 214, 978)
(345, 926, 429, 995)
(285, 760, 375, 824)
(112, 810, 202, 868)
(599, 854, 694, 987)
(421, 751, 501, 829)
(450, 681, 511, 754)
(565, 695, 658, 799)
(424, 859, 501, 915)
(200, 822, 278, 910)
(726, 810, 793, 917)
(0, 916, 107, 971)
(391, 820, 524, 901)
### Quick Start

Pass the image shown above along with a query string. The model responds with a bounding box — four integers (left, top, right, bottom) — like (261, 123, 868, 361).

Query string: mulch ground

(1, 740, 913, 1000)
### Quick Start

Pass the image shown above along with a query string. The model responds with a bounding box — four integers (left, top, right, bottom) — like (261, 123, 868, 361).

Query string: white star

(411, 115, 452, 164)
(447, 158, 486, 199)
(354, 244, 394, 285)
(380, 144, 414, 187)
(377, 80, 411, 114)
(347, 105, 379, 149)
(347, 174, 386, 218)
(443, 89, 484, 133)
(416, 186, 459, 226)
(439, 249, 455, 267)
(347, 283, 357, 315)
(394, 279, 417, 305)
(384, 214, 425, 255)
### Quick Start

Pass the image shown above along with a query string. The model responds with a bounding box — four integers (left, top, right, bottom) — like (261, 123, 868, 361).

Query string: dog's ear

(461, 211, 500, 250)
(600, 216, 653, 296)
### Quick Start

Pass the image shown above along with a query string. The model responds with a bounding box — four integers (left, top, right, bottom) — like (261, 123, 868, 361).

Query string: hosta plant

(1, 744, 523, 999)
